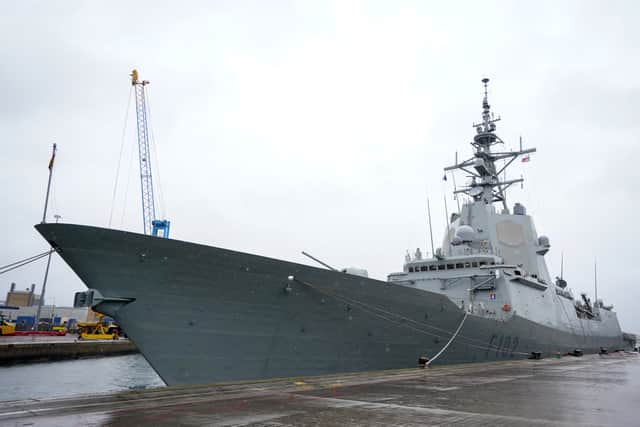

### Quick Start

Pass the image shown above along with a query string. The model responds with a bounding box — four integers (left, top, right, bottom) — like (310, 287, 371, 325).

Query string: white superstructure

(389, 78, 621, 338)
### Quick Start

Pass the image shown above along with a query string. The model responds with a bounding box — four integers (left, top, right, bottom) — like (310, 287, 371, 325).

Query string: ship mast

(444, 78, 536, 213)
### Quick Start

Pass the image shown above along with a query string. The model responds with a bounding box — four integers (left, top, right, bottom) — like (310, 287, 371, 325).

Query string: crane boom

(131, 69, 170, 238)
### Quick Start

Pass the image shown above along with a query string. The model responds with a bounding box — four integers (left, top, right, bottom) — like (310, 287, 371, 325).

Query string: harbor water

(0, 354, 164, 402)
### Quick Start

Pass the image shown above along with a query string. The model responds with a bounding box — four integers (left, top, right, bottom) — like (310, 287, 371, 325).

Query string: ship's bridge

(388, 254, 501, 283)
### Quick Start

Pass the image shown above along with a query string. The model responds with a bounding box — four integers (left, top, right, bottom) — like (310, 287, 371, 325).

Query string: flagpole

(33, 250, 53, 331)
(41, 143, 57, 224)
(35, 143, 56, 331)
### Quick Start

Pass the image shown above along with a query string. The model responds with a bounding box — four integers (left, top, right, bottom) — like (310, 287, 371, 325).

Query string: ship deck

(1, 352, 638, 426)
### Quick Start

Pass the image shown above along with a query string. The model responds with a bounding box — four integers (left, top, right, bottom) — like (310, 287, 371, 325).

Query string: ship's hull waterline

(36, 223, 626, 386)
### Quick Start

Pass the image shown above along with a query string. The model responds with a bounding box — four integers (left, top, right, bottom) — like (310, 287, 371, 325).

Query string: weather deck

(1, 352, 638, 426)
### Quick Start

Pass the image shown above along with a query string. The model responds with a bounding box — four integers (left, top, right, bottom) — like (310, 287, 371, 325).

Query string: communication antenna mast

(443, 194, 450, 255)
(130, 69, 170, 238)
(427, 197, 435, 257)
(594, 258, 598, 305)
(444, 78, 536, 212)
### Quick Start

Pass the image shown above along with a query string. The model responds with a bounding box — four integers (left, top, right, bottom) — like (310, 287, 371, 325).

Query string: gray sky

(2, 1, 639, 332)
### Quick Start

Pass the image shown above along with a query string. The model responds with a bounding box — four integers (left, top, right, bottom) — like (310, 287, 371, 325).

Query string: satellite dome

(455, 225, 476, 242)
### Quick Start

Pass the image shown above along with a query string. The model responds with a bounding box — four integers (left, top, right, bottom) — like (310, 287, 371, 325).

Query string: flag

(442, 174, 447, 181)
(48, 144, 57, 170)
(521, 155, 530, 163)
(490, 293, 496, 301)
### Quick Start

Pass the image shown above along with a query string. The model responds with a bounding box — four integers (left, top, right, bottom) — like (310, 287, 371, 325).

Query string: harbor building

(4, 283, 40, 307)
(2, 283, 89, 330)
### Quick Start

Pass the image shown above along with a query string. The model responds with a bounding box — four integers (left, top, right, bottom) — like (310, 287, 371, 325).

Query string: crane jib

(131, 69, 170, 238)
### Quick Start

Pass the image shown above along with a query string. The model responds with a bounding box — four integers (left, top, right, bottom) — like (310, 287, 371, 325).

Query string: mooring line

(0, 250, 54, 275)
(426, 311, 468, 366)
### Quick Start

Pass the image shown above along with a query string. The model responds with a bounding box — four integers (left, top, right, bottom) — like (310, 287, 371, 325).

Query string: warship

(36, 79, 627, 386)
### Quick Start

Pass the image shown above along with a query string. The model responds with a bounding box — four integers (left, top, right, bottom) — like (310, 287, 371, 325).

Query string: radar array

(444, 78, 535, 212)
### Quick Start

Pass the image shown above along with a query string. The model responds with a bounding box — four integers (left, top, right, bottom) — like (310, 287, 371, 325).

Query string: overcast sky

(2, 1, 639, 332)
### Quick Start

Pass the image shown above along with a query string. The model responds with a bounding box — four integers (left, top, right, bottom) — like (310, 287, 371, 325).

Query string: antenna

(594, 258, 598, 305)
(443, 194, 451, 256)
(560, 252, 564, 279)
(445, 78, 535, 208)
(450, 170, 461, 213)
(427, 197, 435, 257)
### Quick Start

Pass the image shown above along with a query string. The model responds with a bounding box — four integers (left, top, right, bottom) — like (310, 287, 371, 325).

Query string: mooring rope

(426, 311, 468, 366)
(0, 250, 55, 275)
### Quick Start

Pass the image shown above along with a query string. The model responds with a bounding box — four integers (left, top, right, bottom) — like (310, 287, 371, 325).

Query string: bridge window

(429, 265, 437, 271)
(472, 262, 478, 268)
(437, 264, 445, 271)
(446, 264, 454, 270)
(455, 263, 464, 269)
(409, 267, 414, 272)
(420, 266, 428, 272)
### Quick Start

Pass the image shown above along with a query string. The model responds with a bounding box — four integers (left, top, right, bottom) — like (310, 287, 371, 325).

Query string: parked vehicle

(77, 313, 120, 340)
(0, 317, 15, 336)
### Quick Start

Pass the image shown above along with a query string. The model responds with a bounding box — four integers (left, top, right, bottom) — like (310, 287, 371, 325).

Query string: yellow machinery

(77, 313, 120, 340)
(0, 309, 17, 336)
(0, 319, 15, 336)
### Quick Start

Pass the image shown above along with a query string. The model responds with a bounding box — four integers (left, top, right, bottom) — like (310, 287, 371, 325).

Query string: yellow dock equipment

(77, 313, 119, 340)
(0, 320, 15, 336)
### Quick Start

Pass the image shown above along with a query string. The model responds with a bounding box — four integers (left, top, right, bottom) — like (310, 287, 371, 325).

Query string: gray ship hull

(36, 223, 627, 386)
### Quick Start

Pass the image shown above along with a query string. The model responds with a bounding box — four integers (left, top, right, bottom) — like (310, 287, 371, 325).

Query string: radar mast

(444, 78, 536, 212)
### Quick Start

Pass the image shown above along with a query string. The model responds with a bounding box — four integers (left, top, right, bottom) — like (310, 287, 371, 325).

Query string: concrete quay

(0, 352, 638, 426)
(0, 335, 137, 365)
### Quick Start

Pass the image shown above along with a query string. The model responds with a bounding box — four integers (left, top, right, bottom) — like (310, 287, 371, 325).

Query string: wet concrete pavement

(1, 352, 638, 426)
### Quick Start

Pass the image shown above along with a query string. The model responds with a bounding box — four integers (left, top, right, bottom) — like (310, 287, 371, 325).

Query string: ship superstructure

(389, 78, 618, 335)
(35, 79, 627, 386)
